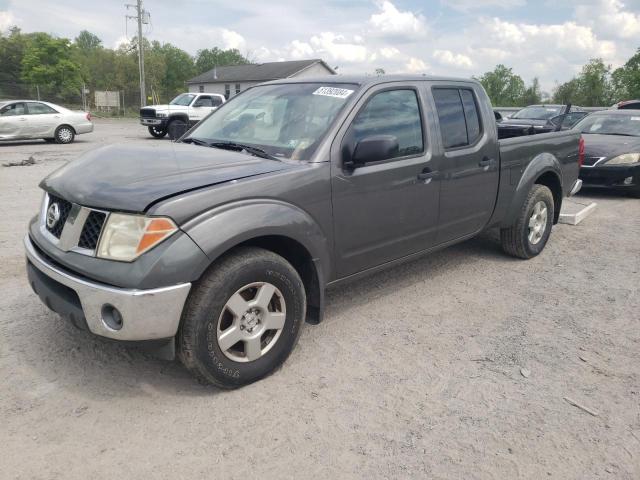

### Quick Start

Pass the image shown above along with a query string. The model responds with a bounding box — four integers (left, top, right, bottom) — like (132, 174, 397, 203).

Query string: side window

(350, 89, 424, 159)
(235, 83, 241, 94)
(224, 84, 231, 99)
(433, 88, 468, 149)
(1, 102, 26, 116)
(194, 96, 213, 107)
(212, 96, 223, 107)
(27, 102, 58, 114)
(198, 85, 204, 93)
(460, 90, 481, 143)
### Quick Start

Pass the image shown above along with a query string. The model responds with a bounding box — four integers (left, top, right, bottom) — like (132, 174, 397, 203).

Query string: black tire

(148, 125, 167, 138)
(167, 118, 187, 140)
(54, 125, 75, 144)
(178, 247, 306, 388)
(500, 184, 555, 259)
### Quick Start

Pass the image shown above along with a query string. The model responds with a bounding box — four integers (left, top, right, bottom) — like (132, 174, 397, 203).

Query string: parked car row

(496, 101, 640, 197)
(0, 100, 93, 144)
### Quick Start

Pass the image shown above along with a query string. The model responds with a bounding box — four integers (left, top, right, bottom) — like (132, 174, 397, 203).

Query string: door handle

(478, 157, 495, 168)
(417, 170, 438, 183)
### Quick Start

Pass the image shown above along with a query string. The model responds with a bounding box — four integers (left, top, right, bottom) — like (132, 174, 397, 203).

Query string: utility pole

(126, 0, 149, 107)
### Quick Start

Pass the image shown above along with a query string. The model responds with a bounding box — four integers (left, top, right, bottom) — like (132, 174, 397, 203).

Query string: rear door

(0, 102, 28, 139)
(331, 83, 440, 277)
(430, 85, 500, 243)
(24, 102, 60, 137)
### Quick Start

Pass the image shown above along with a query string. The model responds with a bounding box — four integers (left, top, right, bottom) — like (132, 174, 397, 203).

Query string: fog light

(623, 176, 633, 185)
(101, 304, 123, 330)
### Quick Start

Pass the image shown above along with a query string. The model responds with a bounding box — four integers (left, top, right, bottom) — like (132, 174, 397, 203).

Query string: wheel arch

(501, 152, 563, 227)
(181, 200, 332, 324)
(56, 123, 77, 134)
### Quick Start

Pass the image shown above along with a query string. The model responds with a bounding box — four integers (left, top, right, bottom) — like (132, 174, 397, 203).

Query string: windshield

(512, 106, 562, 120)
(186, 83, 359, 160)
(170, 93, 196, 106)
(574, 114, 640, 136)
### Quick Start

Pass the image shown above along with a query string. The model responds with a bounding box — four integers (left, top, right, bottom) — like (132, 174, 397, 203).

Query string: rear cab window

(432, 87, 483, 149)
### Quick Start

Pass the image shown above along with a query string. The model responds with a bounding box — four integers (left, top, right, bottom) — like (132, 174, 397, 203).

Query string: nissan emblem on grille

(46, 203, 61, 229)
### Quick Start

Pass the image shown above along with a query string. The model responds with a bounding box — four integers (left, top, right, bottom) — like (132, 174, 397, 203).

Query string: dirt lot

(1, 119, 638, 479)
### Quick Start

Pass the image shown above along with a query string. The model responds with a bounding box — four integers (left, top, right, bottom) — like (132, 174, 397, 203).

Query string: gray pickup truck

(25, 75, 582, 387)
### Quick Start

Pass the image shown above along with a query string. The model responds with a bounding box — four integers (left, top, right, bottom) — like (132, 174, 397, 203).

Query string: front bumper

(140, 117, 167, 127)
(579, 164, 640, 190)
(25, 235, 191, 341)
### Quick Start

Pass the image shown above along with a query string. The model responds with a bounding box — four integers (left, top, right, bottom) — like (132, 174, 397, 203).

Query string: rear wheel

(54, 125, 75, 144)
(148, 126, 167, 138)
(501, 184, 555, 259)
(178, 247, 306, 388)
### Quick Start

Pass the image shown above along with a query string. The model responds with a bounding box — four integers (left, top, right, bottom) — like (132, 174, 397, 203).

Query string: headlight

(607, 153, 640, 165)
(156, 112, 168, 118)
(97, 213, 178, 262)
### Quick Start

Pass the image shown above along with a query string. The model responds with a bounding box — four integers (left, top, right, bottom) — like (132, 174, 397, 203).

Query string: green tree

(0, 27, 31, 84)
(194, 47, 249, 74)
(155, 42, 195, 98)
(520, 78, 542, 105)
(74, 30, 102, 51)
(21, 33, 82, 97)
(611, 48, 640, 101)
(553, 78, 581, 104)
(477, 64, 526, 106)
(552, 58, 614, 106)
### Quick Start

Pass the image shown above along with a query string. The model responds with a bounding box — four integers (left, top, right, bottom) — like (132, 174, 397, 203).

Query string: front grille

(78, 211, 106, 249)
(46, 195, 72, 238)
(140, 108, 156, 118)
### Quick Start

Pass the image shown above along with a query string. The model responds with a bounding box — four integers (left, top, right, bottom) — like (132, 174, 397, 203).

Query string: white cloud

(309, 32, 368, 63)
(379, 47, 401, 59)
(442, 0, 525, 11)
(0, 10, 14, 31)
(220, 29, 246, 50)
(405, 57, 429, 73)
(575, 0, 640, 39)
(369, 1, 426, 36)
(288, 40, 313, 59)
(433, 49, 473, 69)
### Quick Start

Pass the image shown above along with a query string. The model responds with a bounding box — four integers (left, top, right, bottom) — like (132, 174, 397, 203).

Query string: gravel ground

(1, 119, 639, 479)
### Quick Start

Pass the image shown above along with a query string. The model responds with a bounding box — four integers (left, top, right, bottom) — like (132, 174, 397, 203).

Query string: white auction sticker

(630, 117, 640, 121)
(312, 86, 355, 99)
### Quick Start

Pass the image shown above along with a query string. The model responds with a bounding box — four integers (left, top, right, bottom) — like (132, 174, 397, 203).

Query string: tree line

(477, 52, 640, 107)
(0, 27, 250, 104)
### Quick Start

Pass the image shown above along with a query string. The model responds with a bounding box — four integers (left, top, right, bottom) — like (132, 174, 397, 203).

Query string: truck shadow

(19, 229, 510, 398)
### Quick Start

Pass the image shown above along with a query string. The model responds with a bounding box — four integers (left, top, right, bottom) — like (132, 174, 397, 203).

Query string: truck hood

(41, 143, 295, 213)
(148, 104, 185, 112)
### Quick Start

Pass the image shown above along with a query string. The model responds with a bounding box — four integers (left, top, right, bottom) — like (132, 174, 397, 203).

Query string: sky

(1, 0, 640, 93)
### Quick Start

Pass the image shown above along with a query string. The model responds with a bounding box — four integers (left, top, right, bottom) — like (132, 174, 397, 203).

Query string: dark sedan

(574, 110, 640, 197)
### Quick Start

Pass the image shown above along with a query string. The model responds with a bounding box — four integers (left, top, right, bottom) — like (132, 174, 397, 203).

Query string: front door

(0, 102, 28, 139)
(331, 85, 440, 278)
(430, 86, 500, 243)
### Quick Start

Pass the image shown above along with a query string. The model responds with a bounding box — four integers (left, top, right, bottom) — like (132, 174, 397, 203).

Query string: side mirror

(348, 135, 399, 168)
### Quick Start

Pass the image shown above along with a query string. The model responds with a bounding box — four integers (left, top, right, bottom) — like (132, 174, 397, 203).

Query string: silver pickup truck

(25, 75, 582, 388)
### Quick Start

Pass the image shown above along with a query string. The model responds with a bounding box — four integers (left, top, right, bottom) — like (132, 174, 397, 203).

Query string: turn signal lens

(97, 214, 178, 262)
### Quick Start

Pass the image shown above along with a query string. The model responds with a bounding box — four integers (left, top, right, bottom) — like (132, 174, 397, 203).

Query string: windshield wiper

(209, 141, 278, 160)
(181, 137, 210, 146)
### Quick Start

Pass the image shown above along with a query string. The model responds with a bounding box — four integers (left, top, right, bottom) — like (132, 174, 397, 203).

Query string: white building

(186, 59, 336, 99)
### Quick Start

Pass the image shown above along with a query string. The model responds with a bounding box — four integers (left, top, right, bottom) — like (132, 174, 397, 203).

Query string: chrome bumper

(24, 235, 191, 341)
(570, 179, 583, 196)
(140, 118, 163, 126)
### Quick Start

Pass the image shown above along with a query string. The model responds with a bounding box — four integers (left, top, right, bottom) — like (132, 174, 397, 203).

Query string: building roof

(187, 59, 335, 84)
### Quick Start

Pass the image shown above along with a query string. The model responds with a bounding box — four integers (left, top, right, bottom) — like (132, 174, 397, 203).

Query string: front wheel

(148, 125, 167, 138)
(178, 247, 306, 388)
(501, 184, 555, 259)
(54, 125, 75, 144)
(167, 119, 187, 140)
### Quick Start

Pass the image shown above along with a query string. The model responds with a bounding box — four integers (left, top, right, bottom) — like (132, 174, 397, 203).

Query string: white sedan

(0, 100, 93, 144)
